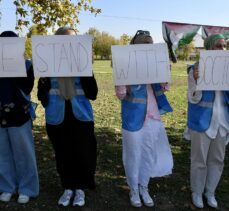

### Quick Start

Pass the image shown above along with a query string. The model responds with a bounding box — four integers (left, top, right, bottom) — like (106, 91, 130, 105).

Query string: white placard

(111, 43, 170, 85)
(32, 35, 92, 77)
(197, 50, 229, 90)
(0, 38, 26, 77)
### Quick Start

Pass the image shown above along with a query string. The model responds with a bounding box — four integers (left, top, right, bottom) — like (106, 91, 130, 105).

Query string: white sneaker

(73, 189, 85, 207)
(139, 185, 154, 207)
(204, 193, 218, 208)
(17, 194, 30, 204)
(192, 192, 204, 208)
(0, 192, 12, 202)
(129, 189, 142, 207)
(58, 189, 73, 206)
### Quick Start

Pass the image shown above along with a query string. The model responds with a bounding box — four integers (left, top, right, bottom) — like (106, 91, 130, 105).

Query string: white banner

(111, 43, 170, 85)
(0, 37, 26, 77)
(197, 50, 229, 90)
(32, 35, 92, 77)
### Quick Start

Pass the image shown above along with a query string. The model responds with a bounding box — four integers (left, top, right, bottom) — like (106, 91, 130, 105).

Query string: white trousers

(190, 130, 226, 195)
(122, 119, 173, 189)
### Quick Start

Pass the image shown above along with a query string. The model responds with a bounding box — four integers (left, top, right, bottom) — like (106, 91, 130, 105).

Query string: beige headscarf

(55, 26, 77, 100)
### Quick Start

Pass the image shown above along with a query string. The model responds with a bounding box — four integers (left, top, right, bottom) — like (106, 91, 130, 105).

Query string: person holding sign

(184, 34, 229, 209)
(37, 26, 98, 207)
(115, 30, 173, 208)
(0, 31, 39, 204)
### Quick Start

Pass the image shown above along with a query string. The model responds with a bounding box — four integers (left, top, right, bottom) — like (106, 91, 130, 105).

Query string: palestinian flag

(162, 21, 229, 62)
(202, 25, 229, 39)
(162, 21, 200, 62)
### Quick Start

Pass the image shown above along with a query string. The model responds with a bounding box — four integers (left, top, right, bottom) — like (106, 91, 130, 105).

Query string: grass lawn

(0, 60, 228, 211)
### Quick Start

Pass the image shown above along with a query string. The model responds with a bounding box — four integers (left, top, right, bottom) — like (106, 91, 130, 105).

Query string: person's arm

(37, 77, 51, 107)
(115, 85, 127, 100)
(80, 75, 98, 100)
(160, 82, 169, 92)
(160, 63, 171, 92)
(188, 67, 202, 104)
(14, 64, 34, 95)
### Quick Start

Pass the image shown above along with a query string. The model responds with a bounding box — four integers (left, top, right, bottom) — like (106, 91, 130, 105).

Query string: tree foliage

(98, 32, 118, 59)
(176, 42, 195, 60)
(119, 34, 131, 45)
(87, 28, 120, 60)
(87, 27, 101, 58)
(13, 0, 101, 33)
(87, 28, 132, 60)
(25, 25, 48, 59)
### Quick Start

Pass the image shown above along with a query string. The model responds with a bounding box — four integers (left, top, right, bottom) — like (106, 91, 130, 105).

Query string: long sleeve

(37, 78, 51, 107)
(188, 68, 202, 104)
(13, 64, 34, 95)
(0, 63, 34, 127)
(80, 75, 98, 100)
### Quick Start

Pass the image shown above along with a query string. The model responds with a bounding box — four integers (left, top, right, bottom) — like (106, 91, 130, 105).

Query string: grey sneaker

(58, 189, 73, 206)
(0, 192, 12, 202)
(129, 189, 142, 207)
(139, 185, 154, 207)
(17, 194, 30, 204)
(73, 189, 85, 207)
(204, 193, 218, 208)
(192, 192, 204, 208)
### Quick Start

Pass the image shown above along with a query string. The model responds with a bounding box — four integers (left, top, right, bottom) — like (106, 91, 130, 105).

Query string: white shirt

(184, 68, 229, 143)
(206, 91, 229, 139)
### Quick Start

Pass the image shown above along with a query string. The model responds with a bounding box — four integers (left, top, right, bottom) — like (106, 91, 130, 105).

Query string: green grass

(0, 60, 228, 211)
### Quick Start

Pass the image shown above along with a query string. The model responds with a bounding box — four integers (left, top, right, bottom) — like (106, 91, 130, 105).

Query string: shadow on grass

(0, 125, 228, 211)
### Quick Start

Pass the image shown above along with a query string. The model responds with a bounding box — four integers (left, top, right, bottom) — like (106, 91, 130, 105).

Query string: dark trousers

(46, 101, 97, 189)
